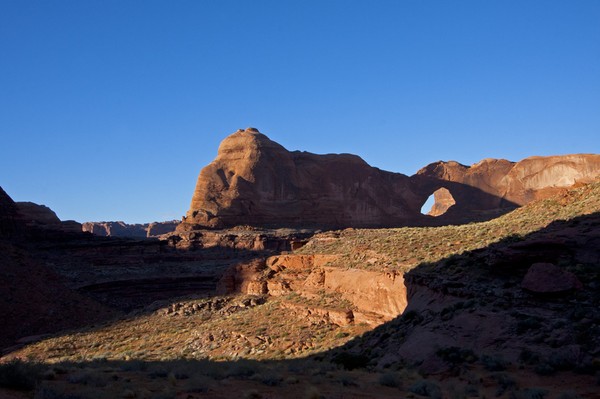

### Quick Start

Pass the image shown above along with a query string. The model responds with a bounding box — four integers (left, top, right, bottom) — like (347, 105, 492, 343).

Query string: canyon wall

(181, 128, 600, 229)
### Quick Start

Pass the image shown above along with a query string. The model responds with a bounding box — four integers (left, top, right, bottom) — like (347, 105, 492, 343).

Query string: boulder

(521, 262, 583, 294)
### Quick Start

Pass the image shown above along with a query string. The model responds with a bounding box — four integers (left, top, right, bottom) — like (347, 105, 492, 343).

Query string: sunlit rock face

(181, 128, 421, 229)
(413, 154, 600, 223)
(181, 128, 600, 229)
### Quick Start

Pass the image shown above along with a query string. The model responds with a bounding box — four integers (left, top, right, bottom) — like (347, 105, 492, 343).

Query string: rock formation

(15, 201, 82, 233)
(146, 221, 179, 237)
(82, 220, 178, 238)
(181, 128, 600, 229)
(181, 127, 422, 230)
(413, 154, 600, 222)
(82, 221, 148, 237)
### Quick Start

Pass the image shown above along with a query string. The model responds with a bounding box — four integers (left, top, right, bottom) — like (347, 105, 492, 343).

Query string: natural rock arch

(420, 187, 456, 217)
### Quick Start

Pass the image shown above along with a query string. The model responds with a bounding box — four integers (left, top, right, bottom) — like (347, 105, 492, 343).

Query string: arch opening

(420, 187, 456, 217)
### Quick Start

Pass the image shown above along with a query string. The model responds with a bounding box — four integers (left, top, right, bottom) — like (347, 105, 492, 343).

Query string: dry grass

(297, 180, 600, 273)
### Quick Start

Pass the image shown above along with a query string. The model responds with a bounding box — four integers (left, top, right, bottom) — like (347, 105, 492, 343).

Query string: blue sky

(1, 1, 599, 223)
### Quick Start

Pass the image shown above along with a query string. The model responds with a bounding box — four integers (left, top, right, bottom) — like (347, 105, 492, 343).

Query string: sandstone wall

(182, 128, 600, 229)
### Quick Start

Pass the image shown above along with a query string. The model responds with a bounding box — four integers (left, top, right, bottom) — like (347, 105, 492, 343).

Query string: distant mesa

(82, 220, 179, 238)
(179, 128, 600, 230)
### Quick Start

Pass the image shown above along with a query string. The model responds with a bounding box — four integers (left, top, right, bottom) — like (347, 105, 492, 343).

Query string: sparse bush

(534, 362, 555, 376)
(516, 317, 542, 334)
(33, 386, 83, 399)
(402, 310, 424, 324)
(548, 351, 576, 371)
(436, 346, 478, 365)
(225, 361, 257, 378)
(513, 387, 548, 399)
(120, 360, 148, 372)
(304, 386, 322, 399)
(557, 391, 581, 399)
(378, 371, 401, 388)
(148, 367, 169, 378)
(518, 349, 540, 365)
(255, 372, 282, 386)
(332, 352, 370, 370)
(481, 354, 507, 371)
(492, 372, 517, 396)
(243, 390, 263, 399)
(338, 372, 358, 387)
(408, 379, 442, 399)
(463, 384, 479, 397)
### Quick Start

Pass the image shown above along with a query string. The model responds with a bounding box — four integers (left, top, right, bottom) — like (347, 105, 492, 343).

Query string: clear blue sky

(1, 1, 599, 223)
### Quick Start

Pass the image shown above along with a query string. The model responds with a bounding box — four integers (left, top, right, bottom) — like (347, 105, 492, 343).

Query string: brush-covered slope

(6, 181, 600, 398)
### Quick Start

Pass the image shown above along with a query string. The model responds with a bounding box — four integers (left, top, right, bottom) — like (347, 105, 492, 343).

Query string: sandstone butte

(179, 127, 600, 230)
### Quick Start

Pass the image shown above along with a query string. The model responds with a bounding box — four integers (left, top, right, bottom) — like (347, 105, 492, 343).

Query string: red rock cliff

(181, 128, 421, 229)
(181, 128, 600, 229)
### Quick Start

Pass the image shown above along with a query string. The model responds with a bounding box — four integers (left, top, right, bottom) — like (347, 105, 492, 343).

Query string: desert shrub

(225, 361, 257, 378)
(402, 310, 424, 324)
(34, 386, 85, 399)
(516, 317, 542, 334)
(481, 354, 507, 371)
(148, 366, 169, 378)
(243, 390, 263, 399)
(0, 360, 43, 390)
(518, 349, 540, 365)
(534, 362, 555, 376)
(557, 391, 581, 399)
(408, 379, 442, 399)
(304, 386, 322, 399)
(120, 360, 148, 372)
(548, 351, 576, 371)
(463, 384, 479, 397)
(334, 331, 350, 339)
(331, 352, 370, 370)
(378, 371, 401, 388)
(514, 387, 548, 399)
(492, 372, 517, 396)
(436, 346, 478, 365)
(254, 372, 282, 386)
(338, 372, 358, 387)
(182, 373, 210, 393)
(66, 371, 108, 387)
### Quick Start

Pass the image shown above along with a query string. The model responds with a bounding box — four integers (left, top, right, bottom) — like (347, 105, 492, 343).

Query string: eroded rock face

(218, 254, 408, 324)
(414, 154, 600, 221)
(182, 128, 600, 229)
(147, 221, 179, 237)
(181, 128, 421, 229)
(82, 221, 147, 237)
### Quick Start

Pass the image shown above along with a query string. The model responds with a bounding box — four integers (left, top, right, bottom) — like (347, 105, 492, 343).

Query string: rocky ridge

(181, 128, 600, 229)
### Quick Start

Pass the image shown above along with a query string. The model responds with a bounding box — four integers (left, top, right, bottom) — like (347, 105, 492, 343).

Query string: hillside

(3, 180, 599, 398)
